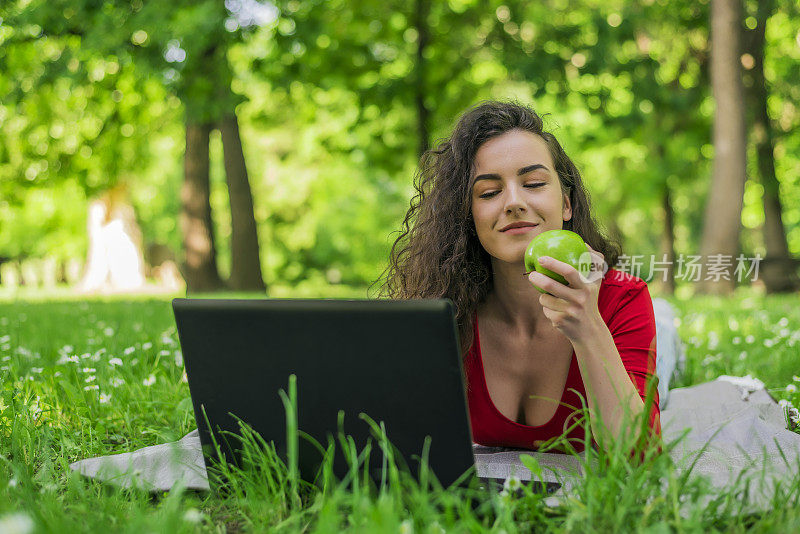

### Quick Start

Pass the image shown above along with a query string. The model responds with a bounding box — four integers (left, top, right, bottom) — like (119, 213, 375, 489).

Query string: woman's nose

(503, 185, 526, 213)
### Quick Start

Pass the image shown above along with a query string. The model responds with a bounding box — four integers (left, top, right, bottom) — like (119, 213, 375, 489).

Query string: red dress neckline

(472, 312, 579, 430)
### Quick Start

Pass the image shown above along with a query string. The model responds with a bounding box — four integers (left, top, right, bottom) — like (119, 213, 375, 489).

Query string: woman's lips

(502, 225, 538, 234)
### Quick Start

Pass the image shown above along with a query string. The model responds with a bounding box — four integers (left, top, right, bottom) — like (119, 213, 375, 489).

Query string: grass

(1, 286, 800, 532)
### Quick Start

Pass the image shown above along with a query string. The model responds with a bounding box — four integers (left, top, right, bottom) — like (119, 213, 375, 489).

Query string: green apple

(524, 230, 591, 293)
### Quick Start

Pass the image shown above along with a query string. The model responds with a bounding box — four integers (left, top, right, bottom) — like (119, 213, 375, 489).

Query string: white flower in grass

(104, 327, 114, 337)
(131, 358, 138, 366)
(0, 366, 8, 371)
(779, 317, 789, 327)
(503, 474, 522, 492)
(54, 371, 62, 378)
(111, 378, 125, 387)
(787, 384, 797, 393)
(780, 328, 790, 338)
(61, 344, 74, 353)
(779, 400, 800, 426)
(84, 384, 99, 391)
(707, 331, 719, 350)
(745, 335, 755, 344)
(738, 351, 747, 361)
(80, 353, 91, 359)
(123, 347, 135, 356)
(174, 351, 183, 366)
(143, 374, 156, 387)
(84, 375, 96, 383)
(30, 367, 43, 374)
(99, 393, 111, 404)
(81, 367, 96, 373)
(399, 519, 414, 534)
(142, 342, 152, 350)
(0, 335, 9, 343)
(1, 356, 9, 362)
(732, 337, 741, 345)
(109, 358, 123, 367)
(56, 354, 79, 365)
(764, 339, 775, 347)
(0, 512, 32, 534)
(183, 509, 204, 524)
(793, 376, 800, 382)
(158, 350, 170, 357)
(790, 410, 800, 425)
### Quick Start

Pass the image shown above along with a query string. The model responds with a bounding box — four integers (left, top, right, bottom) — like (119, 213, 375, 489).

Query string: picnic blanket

(70, 376, 800, 518)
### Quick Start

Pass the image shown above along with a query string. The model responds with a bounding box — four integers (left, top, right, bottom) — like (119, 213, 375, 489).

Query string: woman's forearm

(571, 316, 650, 453)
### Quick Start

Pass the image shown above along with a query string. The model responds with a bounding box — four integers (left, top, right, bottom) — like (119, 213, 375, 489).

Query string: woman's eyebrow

(474, 163, 549, 183)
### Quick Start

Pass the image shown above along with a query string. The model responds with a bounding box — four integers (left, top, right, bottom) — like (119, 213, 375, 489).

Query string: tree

(4, 0, 267, 293)
(220, 112, 266, 291)
(741, 0, 800, 292)
(698, 0, 747, 294)
(413, 0, 431, 159)
(181, 122, 223, 291)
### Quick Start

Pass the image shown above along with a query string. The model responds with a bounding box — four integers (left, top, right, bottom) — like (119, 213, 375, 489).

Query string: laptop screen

(173, 298, 477, 489)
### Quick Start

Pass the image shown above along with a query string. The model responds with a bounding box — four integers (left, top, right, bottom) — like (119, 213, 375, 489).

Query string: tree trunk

(660, 182, 677, 295)
(219, 113, 266, 292)
(742, 0, 800, 293)
(650, 127, 676, 295)
(414, 0, 431, 159)
(180, 121, 224, 293)
(698, 0, 747, 295)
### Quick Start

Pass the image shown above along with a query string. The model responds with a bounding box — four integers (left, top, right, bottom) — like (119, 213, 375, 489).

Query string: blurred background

(0, 0, 798, 299)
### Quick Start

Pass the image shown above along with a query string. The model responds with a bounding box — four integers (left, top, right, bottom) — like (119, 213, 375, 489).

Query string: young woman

(378, 100, 661, 456)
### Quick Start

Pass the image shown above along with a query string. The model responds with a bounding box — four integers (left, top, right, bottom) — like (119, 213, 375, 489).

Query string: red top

(464, 269, 661, 455)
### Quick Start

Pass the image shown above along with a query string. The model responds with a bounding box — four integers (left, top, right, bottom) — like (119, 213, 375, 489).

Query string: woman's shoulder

(598, 268, 651, 316)
(600, 268, 648, 291)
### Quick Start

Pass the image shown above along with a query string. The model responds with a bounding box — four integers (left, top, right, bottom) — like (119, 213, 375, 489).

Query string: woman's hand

(527, 244, 607, 343)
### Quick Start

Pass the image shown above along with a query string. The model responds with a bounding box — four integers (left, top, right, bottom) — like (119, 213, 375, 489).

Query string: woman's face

(470, 129, 572, 266)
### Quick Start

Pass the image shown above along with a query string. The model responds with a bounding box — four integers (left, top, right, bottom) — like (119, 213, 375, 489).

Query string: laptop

(172, 297, 561, 494)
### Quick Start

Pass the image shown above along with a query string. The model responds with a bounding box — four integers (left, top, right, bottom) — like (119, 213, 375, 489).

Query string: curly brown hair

(372, 100, 623, 357)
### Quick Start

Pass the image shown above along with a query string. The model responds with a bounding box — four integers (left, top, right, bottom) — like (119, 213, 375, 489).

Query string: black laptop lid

(172, 298, 476, 488)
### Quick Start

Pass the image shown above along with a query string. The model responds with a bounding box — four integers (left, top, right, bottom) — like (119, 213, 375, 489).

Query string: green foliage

(1, 0, 799, 288)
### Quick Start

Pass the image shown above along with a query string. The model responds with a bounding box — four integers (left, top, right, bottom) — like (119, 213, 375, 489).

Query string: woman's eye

(478, 183, 543, 199)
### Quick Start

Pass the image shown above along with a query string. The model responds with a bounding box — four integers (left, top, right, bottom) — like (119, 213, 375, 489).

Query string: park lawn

(1, 289, 799, 532)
